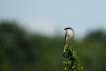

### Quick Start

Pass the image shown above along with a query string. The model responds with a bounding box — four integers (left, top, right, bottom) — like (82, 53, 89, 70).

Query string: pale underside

(65, 29, 74, 44)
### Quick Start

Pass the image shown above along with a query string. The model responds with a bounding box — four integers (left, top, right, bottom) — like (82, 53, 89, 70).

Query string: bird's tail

(63, 45, 66, 57)
(64, 45, 66, 52)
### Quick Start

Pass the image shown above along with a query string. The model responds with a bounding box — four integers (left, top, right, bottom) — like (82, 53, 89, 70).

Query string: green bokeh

(0, 21, 106, 71)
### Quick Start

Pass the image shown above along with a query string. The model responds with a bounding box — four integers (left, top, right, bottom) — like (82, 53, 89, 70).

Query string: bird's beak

(64, 28, 66, 30)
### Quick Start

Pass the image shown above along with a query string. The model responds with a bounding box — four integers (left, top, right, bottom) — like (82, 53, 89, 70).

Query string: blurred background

(0, 0, 106, 71)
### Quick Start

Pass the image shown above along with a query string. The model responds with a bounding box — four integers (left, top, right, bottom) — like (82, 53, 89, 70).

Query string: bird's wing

(64, 32, 67, 45)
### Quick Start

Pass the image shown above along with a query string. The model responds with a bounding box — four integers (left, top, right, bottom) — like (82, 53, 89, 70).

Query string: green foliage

(0, 20, 106, 71)
(0, 21, 64, 71)
(63, 44, 84, 71)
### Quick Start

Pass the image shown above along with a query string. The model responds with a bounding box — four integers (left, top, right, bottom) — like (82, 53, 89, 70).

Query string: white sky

(0, 0, 106, 38)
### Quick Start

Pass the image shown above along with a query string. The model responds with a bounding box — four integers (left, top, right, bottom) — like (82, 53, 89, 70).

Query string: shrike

(64, 27, 74, 44)
(63, 27, 74, 56)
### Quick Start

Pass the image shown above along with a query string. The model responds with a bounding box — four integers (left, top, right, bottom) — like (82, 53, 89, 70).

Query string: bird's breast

(67, 30, 74, 38)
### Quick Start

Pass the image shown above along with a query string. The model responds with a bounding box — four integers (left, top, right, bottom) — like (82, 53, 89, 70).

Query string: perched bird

(64, 27, 74, 45)
(63, 27, 74, 56)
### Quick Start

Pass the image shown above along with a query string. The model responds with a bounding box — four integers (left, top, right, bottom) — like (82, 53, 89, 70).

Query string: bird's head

(64, 27, 71, 30)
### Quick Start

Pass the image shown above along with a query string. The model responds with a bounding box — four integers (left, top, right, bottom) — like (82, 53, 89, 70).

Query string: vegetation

(0, 21, 106, 71)
(63, 44, 84, 71)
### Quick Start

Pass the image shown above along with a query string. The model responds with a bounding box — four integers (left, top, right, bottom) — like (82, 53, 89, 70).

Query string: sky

(0, 0, 106, 38)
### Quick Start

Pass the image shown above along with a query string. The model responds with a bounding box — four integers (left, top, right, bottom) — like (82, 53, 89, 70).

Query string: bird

(63, 27, 74, 57)
(64, 27, 74, 44)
